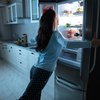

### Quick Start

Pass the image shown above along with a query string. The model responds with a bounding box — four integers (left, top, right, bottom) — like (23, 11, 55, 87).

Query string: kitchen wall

(10, 0, 39, 43)
(0, 7, 12, 41)
(11, 22, 39, 43)
(0, 0, 39, 43)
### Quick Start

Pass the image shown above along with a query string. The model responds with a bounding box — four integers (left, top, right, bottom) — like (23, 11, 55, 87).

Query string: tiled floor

(0, 58, 54, 100)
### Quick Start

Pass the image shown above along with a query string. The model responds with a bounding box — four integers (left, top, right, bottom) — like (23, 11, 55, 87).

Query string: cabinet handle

(31, 53, 34, 55)
(19, 50, 21, 51)
(19, 53, 21, 55)
(10, 47, 12, 49)
(20, 62, 22, 64)
(9, 50, 10, 52)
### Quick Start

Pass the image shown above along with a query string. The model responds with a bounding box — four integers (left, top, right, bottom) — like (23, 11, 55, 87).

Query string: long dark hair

(36, 9, 56, 52)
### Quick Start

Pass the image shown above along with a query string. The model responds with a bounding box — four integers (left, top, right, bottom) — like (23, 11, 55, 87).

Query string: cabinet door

(1, 44, 8, 60)
(4, 6, 9, 23)
(28, 51, 35, 70)
(7, 45, 16, 65)
(5, 3, 23, 24)
(5, 45, 10, 62)
(1, 44, 12, 62)
(11, 3, 23, 23)
(1, 44, 4, 58)
(7, 5, 15, 23)
(16, 48, 28, 73)
(12, 4, 17, 22)
(0, 44, 2, 58)
(8, 6, 12, 22)
(7, 45, 12, 63)
(30, 0, 39, 22)
(28, 51, 39, 71)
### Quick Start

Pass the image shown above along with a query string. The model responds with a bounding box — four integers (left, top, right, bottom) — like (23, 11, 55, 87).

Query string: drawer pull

(19, 53, 21, 55)
(31, 53, 34, 54)
(20, 62, 22, 64)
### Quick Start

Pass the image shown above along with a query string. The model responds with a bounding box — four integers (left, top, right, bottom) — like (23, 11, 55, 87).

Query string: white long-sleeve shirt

(35, 30, 68, 72)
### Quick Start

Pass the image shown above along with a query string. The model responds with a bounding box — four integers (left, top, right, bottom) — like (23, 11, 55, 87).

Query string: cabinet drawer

(16, 58, 28, 72)
(28, 51, 39, 71)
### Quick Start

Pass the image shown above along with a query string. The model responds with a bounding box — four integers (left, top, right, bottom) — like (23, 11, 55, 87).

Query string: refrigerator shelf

(58, 57, 81, 69)
(63, 48, 78, 54)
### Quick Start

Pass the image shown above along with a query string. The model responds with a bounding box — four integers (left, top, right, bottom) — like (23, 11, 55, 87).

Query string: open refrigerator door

(57, 0, 90, 49)
(58, 0, 83, 40)
(57, 0, 85, 63)
(54, 0, 94, 100)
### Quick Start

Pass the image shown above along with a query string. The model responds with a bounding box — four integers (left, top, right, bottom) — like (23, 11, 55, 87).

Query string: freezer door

(80, 0, 99, 91)
(55, 76, 85, 100)
(86, 0, 100, 100)
(56, 59, 84, 89)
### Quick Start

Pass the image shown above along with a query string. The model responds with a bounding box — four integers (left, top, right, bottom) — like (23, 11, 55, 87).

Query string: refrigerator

(54, 0, 100, 100)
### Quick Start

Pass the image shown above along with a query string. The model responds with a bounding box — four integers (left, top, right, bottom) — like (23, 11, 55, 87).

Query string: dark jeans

(19, 66, 52, 100)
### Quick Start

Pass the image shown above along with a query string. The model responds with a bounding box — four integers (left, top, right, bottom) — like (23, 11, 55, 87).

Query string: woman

(18, 9, 67, 100)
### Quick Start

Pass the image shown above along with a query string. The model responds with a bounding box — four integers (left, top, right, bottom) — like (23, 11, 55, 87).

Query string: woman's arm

(54, 30, 68, 47)
(56, 31, 91, 48)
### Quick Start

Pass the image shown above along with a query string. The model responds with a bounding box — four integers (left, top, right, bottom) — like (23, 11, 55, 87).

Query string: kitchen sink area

(14, 42, 37, 49)
(0, 40, 39, 73)
(0, 40, 37, 52)
(19, 43, 37, 50)
(28, 46, 36, 49)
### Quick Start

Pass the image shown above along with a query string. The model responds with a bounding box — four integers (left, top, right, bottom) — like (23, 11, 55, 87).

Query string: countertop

(0, 40, 37, 52)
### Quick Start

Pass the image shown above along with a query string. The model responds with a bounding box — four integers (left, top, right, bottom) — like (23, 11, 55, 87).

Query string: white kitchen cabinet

(7, 44, 16, 65)
(8, 46, 28, 73)
(28, 50, 39, 72)
(4, 6, 9, 24)
(0, 42, 39, 74)
(0, 43, 2, 58)
(0, 44, 4, 58)
(0, 43, 8, 60)
(0, 43, 28, 73)
(8, 45, 28, 73)
(0, 43, 13, 62)
(5, 2, 23, 24)
(15, 47, 28, 73)
(30, 0, 39, 23)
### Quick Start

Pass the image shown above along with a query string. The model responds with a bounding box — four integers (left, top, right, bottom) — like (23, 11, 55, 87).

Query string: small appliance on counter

(22, 34, 28, 46)
(13, 34, 28, 47)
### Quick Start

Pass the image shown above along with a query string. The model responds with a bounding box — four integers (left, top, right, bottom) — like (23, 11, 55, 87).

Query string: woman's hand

(53, 15, 59, 31)
(91, 38, 100, 47)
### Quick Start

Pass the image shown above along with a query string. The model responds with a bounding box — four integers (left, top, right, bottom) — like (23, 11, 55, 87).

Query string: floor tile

(0, 58, 54, 100)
